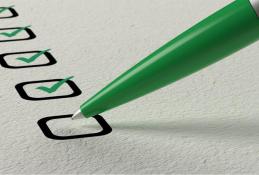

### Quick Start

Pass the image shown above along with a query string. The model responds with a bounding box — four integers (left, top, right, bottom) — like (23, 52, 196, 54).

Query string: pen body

(81, 0, 259, 117)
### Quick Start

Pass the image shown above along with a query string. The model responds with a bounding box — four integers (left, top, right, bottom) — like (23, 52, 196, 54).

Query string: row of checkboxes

(0, 7, 81, 101)
(0, 50, 82, 100)
(1, 6, 112, 140)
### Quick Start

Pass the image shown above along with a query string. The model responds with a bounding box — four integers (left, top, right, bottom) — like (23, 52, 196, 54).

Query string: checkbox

(15, 78, 82, 101)
(0, 27, 36, 42)
(0, 7, 18, 19)
(37, 114, 112, 140)
(0, 50, 57, 69)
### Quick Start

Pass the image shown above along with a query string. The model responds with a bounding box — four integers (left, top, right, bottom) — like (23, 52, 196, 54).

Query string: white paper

(1, 0, 259, 174)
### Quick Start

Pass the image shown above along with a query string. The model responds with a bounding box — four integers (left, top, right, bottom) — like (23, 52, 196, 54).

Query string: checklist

(0, 2, 111, 147)
(1, 0, 259, 174)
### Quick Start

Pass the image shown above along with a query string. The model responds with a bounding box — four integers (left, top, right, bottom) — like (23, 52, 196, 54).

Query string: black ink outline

(0, 50, 57, 69)
(0, 7, 18, 19)
(0, 27, 36, 42)
(38, 114, 112, 140)
(15, 79, 82, 101)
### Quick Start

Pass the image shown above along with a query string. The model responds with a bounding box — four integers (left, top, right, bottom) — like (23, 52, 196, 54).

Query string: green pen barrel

(81, 0, 259, 118)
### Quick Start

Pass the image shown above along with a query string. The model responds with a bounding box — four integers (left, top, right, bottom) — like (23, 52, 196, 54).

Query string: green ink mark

(0, 25, 31, 38)
(36, 76, 74, 94)
(0, 5, 14, 14)
(16, 49, 51, 63)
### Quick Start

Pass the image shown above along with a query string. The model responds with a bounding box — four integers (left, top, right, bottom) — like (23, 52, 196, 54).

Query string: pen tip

(71, 110, 84, 120)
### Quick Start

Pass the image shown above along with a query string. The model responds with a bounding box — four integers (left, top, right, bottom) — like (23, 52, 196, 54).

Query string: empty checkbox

(37, 114, 112, 140)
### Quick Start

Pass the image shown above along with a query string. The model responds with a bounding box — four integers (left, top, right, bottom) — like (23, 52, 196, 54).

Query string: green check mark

(0, 25, 31, 37)
(36, 76, 74, 94)
(16, 49, 51, 63)
(0, 5, 14, 13)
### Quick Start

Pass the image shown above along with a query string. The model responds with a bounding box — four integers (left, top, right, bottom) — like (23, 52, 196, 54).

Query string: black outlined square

(15, 79, 82, 101)
(0, 7, 18, 19)
(38, 114, 112, 140)
(0, 27, 36, 42)
(0, 50, 57, 69)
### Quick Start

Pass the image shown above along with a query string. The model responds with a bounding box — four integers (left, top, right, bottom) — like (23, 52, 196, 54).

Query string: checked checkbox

(0, 50, 56, 69)
(0, 5, 18, 19)
(0, 26, 36, 42)
(15, 77, 82, 101)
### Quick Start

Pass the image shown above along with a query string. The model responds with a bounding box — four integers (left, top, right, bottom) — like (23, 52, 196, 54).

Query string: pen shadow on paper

(88, 114, 259, 142)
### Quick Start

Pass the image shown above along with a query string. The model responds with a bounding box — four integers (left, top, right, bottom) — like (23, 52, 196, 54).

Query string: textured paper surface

(1, 0, 259, 174)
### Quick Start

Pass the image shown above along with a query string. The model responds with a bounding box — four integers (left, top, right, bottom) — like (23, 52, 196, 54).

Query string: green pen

(73, 0, 259, 119)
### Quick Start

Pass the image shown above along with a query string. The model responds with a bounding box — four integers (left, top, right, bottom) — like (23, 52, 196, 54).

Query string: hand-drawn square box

(15, 79, 82, 101)
(0, 7, 18, 19)
(0, 50, 57, 69)
(38, 114, 112, 140)
(0, 27, 36, 42)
